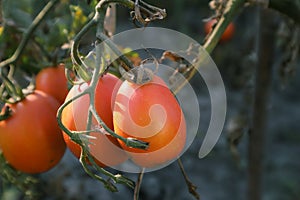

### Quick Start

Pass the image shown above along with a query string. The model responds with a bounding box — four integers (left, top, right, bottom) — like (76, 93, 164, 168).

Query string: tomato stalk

(0, 71, 24, 103)
(80, 147, 135, 191)
(70, 0, 166, 83)
(70, 1, 132, 83)
(56, 89, 135, 190)
(79, 148, 118, 192)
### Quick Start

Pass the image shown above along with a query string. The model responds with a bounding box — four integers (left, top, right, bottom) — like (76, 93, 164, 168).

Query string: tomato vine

(56, 0, 168, 193)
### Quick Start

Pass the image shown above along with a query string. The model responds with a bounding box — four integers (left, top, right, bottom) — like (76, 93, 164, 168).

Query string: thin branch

(133, 168, 145, 200)
(178, 158, 200, 200)
(173, 0, 246, 95)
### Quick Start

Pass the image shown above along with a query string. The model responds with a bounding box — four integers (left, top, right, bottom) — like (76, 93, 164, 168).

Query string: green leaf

(2, 0, 33, 30)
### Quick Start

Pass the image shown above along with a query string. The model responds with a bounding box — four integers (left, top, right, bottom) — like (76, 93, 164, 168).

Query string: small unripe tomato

(204, 19, 235, 42)
(113, 76, 186, 168)
(0, 91, 66, 174)
(62, 73, 128, 167)
(36, 64, 68, 103)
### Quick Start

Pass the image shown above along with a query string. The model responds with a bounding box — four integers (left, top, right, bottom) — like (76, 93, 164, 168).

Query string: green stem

(56, 89, 88, 144)
(56, 86, 135, 189)
(97, 32, 135, 71)
(174, 0, 246, 94)
(95, 1, 135, 71)
(85, 149, 135, 189)
(203, 0, 246, 53)
(70, 15, 98, 82)
(0, 0, 59, 68)
(79, 150, 118, 192)
(89, 106, 149, 149)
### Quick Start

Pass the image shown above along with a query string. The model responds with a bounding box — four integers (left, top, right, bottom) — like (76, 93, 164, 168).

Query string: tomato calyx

(125, 137, 149, 150)
(119, 65, 154, 85)
(0, 106, 12, 121)
(1, 75, 26, 103)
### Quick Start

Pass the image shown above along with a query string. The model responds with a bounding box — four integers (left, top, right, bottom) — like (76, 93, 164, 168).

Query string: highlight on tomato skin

(0, 91, 66, 174)
(113, 75, 187, 168)
(61, 73, 129, 168)
(35, 63, 69, 104)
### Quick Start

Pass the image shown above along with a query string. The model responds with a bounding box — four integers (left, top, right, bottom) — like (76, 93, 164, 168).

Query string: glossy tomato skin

(204, 19, 235, 42)
(36, 63, 68, 103)
(0, 91, 66, 174)
(113, 76, 186, 168)
(62, 74, 128, 167)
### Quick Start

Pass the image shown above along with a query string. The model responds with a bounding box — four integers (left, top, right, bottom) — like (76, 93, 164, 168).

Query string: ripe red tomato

(0, 91, 66, 174)
(204, 19, 235, 42)
(35, 63, 68, 103)
(113, 76, 186, 168)
(61, 73, 128, 167)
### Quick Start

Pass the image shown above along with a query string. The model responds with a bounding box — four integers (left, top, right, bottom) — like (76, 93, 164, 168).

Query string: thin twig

(178, 158, 200, 200)
(134, 168, 145, 200)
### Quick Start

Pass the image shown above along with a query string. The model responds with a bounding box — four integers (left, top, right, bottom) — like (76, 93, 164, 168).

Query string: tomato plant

(0, 91, 66, 174)
(113, 75, 186, 168)
(62, 73, 128, 167)
(204, 19, 235, 42)
(35, 64, 69, 103)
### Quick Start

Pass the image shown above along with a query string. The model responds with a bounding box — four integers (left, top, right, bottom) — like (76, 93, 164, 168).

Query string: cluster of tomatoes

(0, 63, 187, 174)
(0, 18, 234, 175)
(0, 64, 68, 173)
(62, 72, 187, 169)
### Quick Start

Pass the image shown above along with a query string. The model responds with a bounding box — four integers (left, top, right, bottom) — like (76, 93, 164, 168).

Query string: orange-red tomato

(36, 63, 68, 103)
(61, 74, 128, 167)
(204, 19, 235, 42)
(0, 91, 66, 174)
(113, 76, 186, 168)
